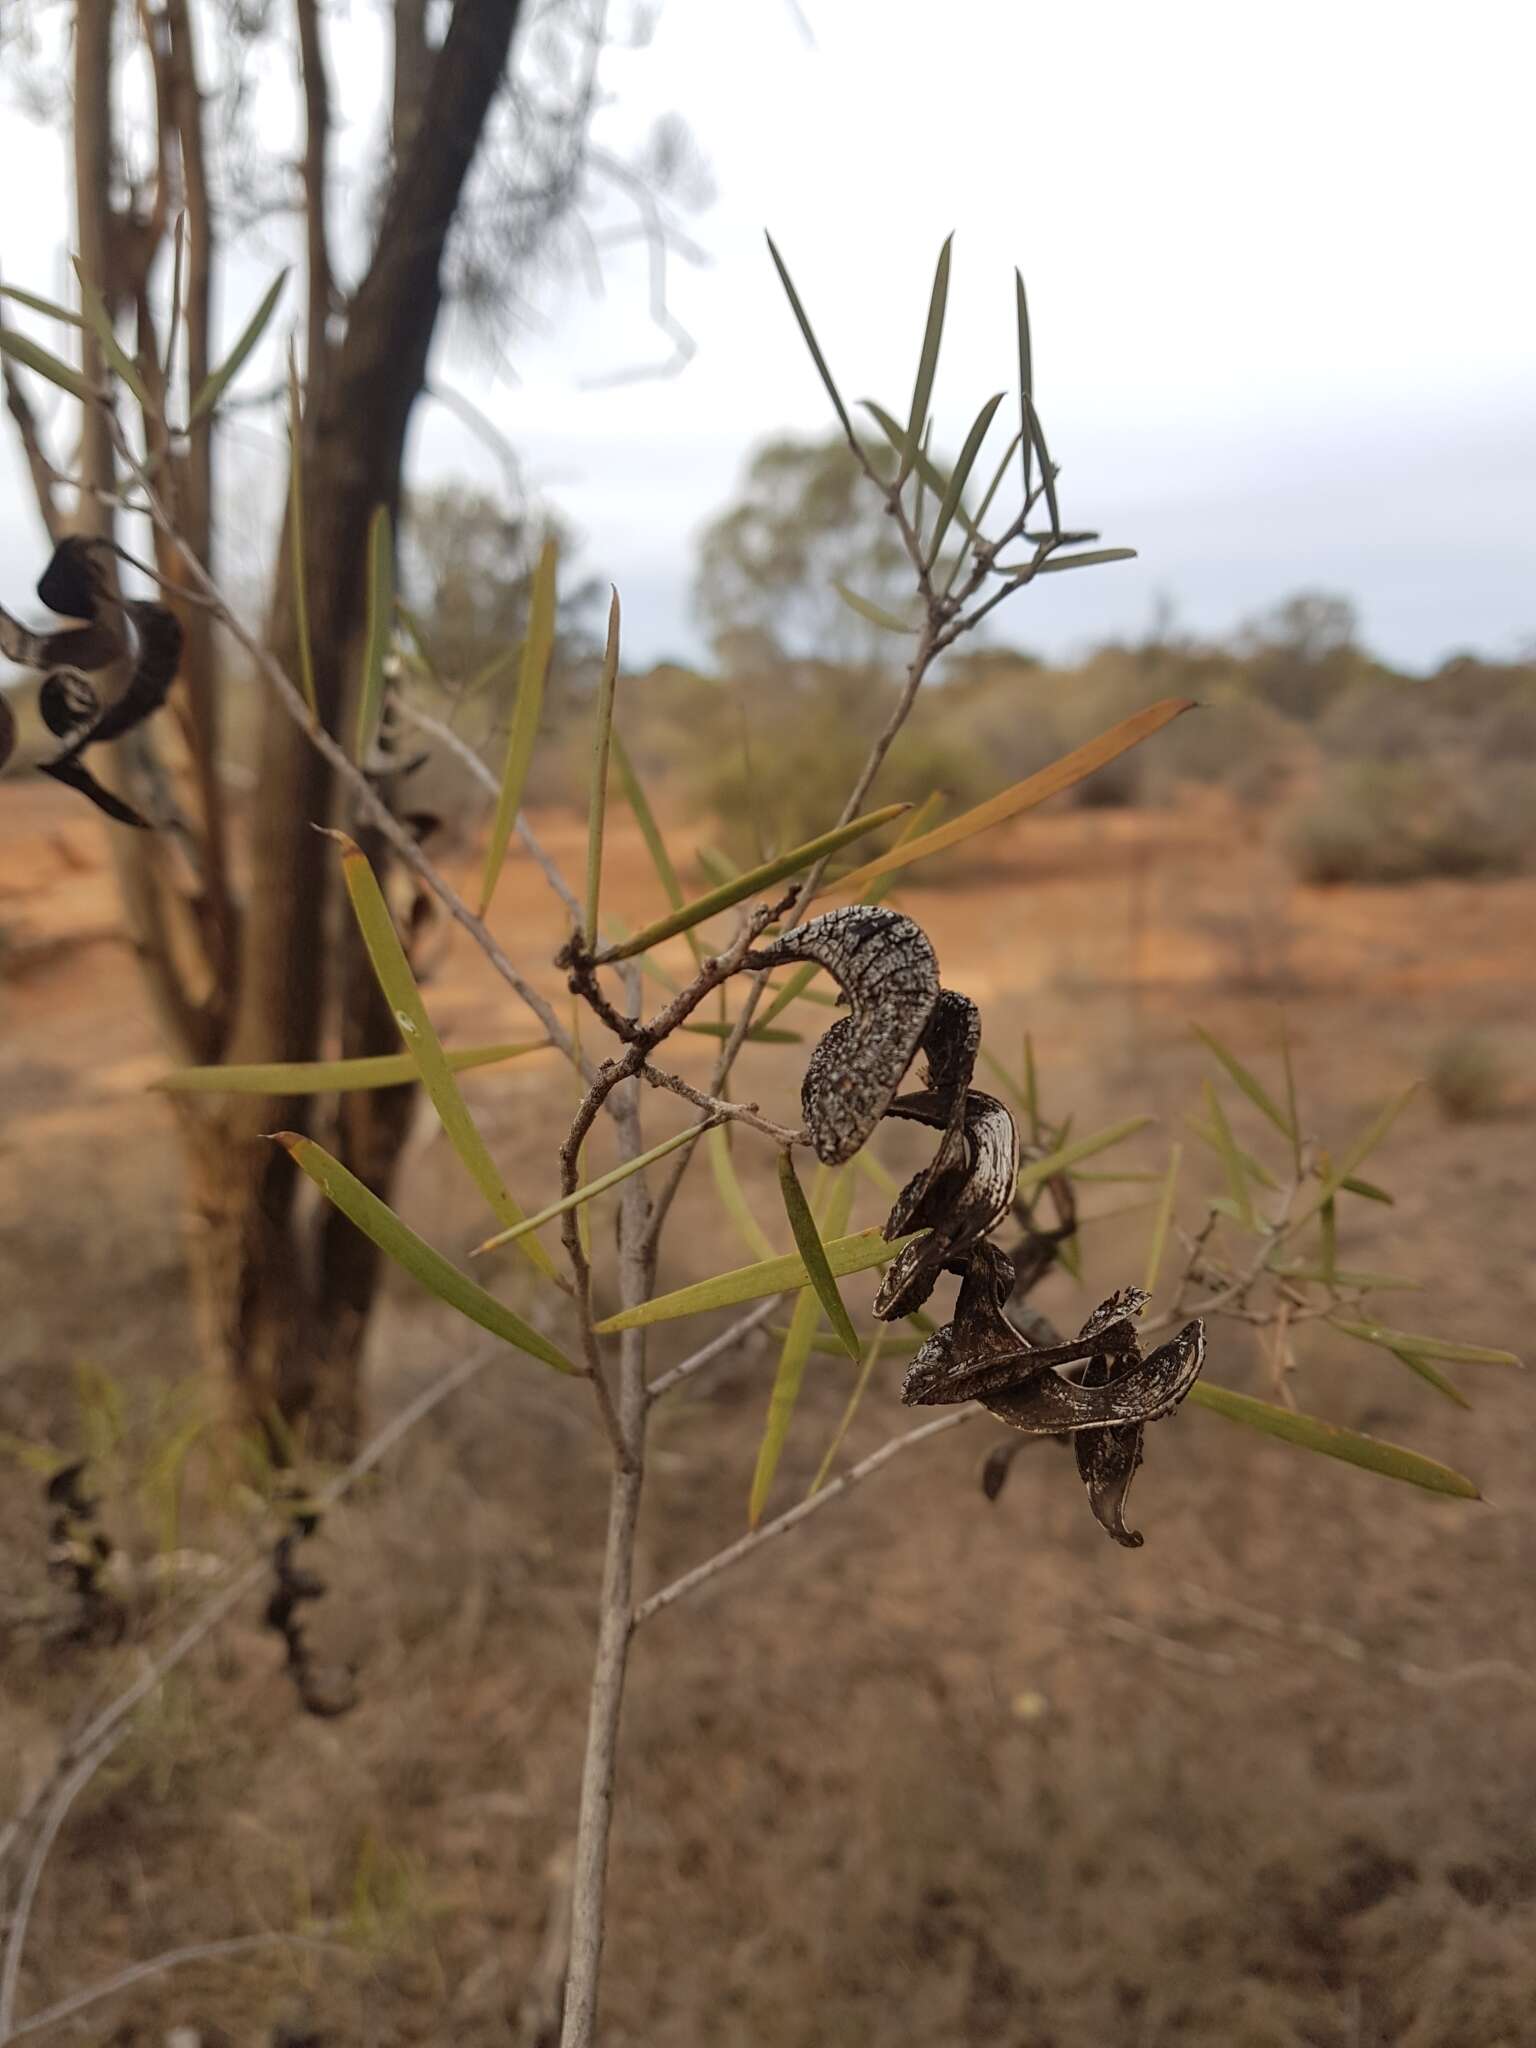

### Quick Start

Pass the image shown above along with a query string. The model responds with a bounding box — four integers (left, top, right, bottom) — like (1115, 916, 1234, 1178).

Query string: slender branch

(645, 1297, 781, 1403)
(2, 1931, 344, 2046)
(393, 698, 584, 926)
(0, 1745, 112, 2038)
(559, 1060, 633, 1467)
(564, 896, 802, 1146)
(636, 1064, 798, 1145)
(423, 377, 525, 498)
(560, 1047, 653, 2048)
(1178, 1582, 1536, 1697)
(632, 1410, 976, 1629)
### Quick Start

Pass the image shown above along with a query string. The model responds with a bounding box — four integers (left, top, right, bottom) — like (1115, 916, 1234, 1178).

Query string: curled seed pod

(264, 1509, 358, 1719)
(59, 602, 182, 750)
(984, 1319, 1204, 1437)
(900, 1239, 1024, 1405)
(0, 673, 100, 778)
(865, 989, 1020, 1318)
(980, 1437, 1027, 1502)
(874, 1092, 1020, 1319)
(0, 541, 181, 828)
(1, 537, 125, 674)
(36, 534, 117, 628)
(745, 906, 939, 1163)
(41, 1457, 123, 1643)
(40, 671, 102, 739)
(882, 991, 982, 1237)
(901, 1246, 1205, 1544)
(1073, 1397, 1146, 1547)
(1066, 1287, 1155, 1548)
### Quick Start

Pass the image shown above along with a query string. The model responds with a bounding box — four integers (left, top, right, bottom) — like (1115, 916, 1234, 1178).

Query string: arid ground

(3, 775, 1533, 2046)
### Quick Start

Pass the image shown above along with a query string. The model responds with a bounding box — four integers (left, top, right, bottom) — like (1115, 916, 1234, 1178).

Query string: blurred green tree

(403, 481, 600, 683)
(694, 433, 912, 666)
(1240, 590, 1363, 722)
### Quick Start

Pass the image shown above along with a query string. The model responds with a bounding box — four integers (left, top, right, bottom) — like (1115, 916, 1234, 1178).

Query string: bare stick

(560, 1063, 653, 2048)
(636, 1063, 799, 1145)
(632, 1409, 977, 1629)
(393, 699, 585, 929)
(646, 1297, 782, 1403)
(1178, 1583, 1536, 1696)
(0, 1745, 114, 2037)
(3, 1931, 344, 2046)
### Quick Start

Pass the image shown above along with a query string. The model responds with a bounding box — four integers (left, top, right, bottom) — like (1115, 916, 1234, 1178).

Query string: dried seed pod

(745, 906, 940, 1163)
(901, 1246, 1204, 1544)
(264, 1509, 358, 1719)
(0, 540, 181, 828)
(1069, 1291, 1155, 1549)
(985, 1322, 1204, 1437)
(1073, 1406, 1146, 1548)
(874, 1090, 1020, 1319)
(899, 1239, 1024, 1404)
(0, 537, 126, 674)
(0, 672, 100, 778)
(855, 988, 1020, 1318)
(40, 1456, 123, 1643)
(980, 1436, 1027, 1502)
(60, 602, 182, 750)
(882, 991, 982, 1236)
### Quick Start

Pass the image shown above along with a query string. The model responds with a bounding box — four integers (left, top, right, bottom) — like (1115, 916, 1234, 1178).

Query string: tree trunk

(190, 0, 527, 1454)
(71, 0, 116, 546)
(19, 0, 527, 1459)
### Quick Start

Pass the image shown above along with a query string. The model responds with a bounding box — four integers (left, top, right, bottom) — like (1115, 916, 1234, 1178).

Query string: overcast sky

(2, 0, 1532, 670)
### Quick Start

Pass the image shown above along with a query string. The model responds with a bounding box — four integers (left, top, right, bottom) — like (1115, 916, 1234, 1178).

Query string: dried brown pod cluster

(263, 1493, 357, 1719)
(0, 537, 182, 826)
(43, 1459, 124, 1645)
(753, 906, 1206, 1544)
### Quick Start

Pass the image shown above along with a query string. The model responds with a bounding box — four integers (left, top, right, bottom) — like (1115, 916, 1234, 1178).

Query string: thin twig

(560, 1046, 654, 2048)
(636, 1064, 798, 1145)
(1178, 1583, 1536, 1696)
(632, 1410, 976, 1628)
(3, 1930, 345, 2045)
(644, 610, 947, 1247)
(393, 699, 584, 927)
(558, 1059, 633, 1467)
(645, 1298, 782, 1403)
(0, 1746, 113, 2037)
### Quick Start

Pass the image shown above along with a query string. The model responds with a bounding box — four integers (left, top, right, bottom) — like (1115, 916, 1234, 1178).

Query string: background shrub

(1286, 759, 1534, 884)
